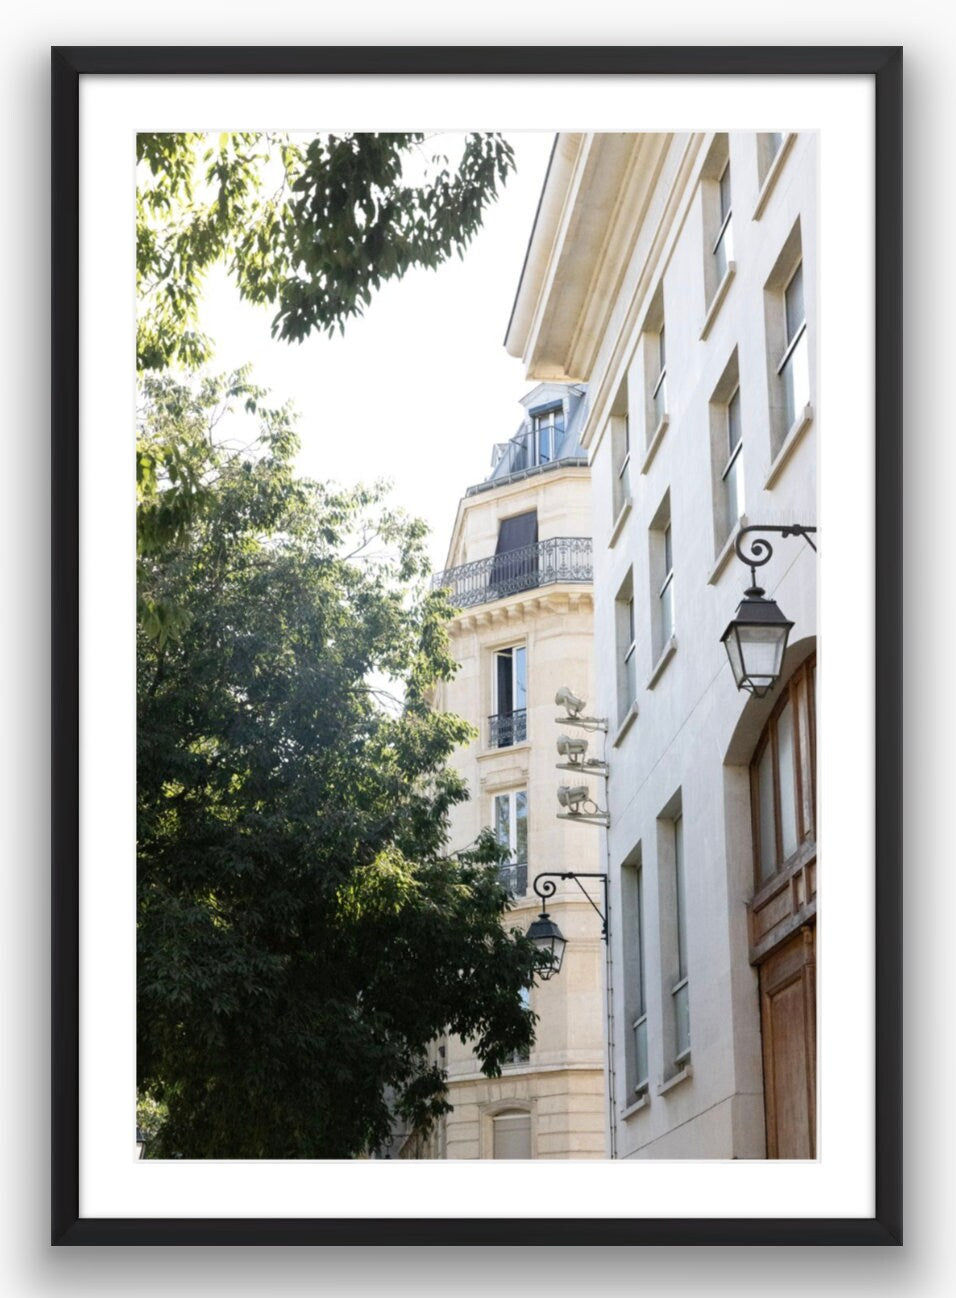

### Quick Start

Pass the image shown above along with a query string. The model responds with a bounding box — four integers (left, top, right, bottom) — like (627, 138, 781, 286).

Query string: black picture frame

(51, 44, 902, 1246)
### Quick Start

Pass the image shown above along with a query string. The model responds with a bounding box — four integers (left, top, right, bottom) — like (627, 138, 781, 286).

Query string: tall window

(751, 657, 816, 887)
(722, 386, 744, 534)
(494, 789, 528, 895)
(765, 223, 810, 457)
(490, 645, 527, 747)
(623, 850, 649, 1095)
(702, 135, 734, 317)
(672, 815, 690, 1066)
(615, 572, 637, 724)
(779, 261, 809, 431)
(649, 495, 675, 668)
(610, 383, 631, 523)
(651, 325, 667, 431)
(658, 801, 690, 1077)
(713, 158, 734, 284)
(641, 287, 668, 450)
(490, 510, 538, 598)
(757, 131, 786, 185)
(653, 517, 674, 658)
(710, 350, 744, 549)
(505, 986, 531, 1065)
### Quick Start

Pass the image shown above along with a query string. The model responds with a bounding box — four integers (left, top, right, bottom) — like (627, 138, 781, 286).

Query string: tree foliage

(137, 376, 541, 1158)
(137, 131, 515, 372)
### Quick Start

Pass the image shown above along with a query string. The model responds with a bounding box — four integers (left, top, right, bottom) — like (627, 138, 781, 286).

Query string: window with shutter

(490, 510, 539, 596)
(492, 1110, 531, 1159)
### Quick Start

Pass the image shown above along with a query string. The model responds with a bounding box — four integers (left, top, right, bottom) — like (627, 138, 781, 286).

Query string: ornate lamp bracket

(531, 871, 609, 942)
(734, 523, 817, 589)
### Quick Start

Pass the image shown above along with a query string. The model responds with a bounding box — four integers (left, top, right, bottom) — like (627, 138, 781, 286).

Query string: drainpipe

(603, 821, 618, 1158)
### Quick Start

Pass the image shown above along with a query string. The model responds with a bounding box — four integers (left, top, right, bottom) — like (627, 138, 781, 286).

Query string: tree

(136, 130, 515, 633)
(137, 374, 541, 1158)
(137, 131, 515, 373)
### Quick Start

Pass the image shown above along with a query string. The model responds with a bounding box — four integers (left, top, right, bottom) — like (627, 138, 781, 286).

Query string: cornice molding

(579, 133, 707, 450)
(446, 585, 594, 635)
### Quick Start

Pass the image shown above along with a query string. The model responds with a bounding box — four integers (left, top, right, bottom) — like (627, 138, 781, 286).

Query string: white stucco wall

(510, 131, 818, 1160)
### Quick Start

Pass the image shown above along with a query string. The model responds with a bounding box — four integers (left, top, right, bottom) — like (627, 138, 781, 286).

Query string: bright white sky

(195, 132, 555, 572)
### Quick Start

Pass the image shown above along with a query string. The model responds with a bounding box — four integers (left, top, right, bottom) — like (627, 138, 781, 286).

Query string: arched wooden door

(748, 656, 816, 1158)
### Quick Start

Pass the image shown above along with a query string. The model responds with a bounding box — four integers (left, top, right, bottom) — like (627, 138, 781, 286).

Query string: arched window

(750, 655, 816, 887)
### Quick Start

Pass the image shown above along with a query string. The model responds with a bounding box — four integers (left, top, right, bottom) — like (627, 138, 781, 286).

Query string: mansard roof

(470, 382, 588, 495)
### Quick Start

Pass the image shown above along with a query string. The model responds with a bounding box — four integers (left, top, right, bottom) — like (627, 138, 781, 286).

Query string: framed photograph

(52, 45, 902, 1245)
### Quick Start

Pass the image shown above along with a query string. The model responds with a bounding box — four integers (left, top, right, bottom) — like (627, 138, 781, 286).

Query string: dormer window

(530, 404, 565, 466)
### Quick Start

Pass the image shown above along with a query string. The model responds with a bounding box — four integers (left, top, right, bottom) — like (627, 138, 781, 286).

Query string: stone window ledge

(657, 1064, 693, 1097)
(620, 1092, 650, 1121)
(640, 414, 669, 475)
(478, 741, 531, 763)
(752, 133, 797, 221)
(707, 513, 749, 586)
(764, 404, 814, 490)
(645, 636, 677, 690)
(700, 263, 736, 341)
(611, 700, 639, 748)
(608, 497, 632, 549)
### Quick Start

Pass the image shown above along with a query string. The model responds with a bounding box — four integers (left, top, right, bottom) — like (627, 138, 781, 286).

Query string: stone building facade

(412, 383, 608, 1160)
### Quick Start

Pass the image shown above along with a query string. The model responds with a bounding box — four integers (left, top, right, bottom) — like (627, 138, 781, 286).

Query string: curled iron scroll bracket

(734, 524, 817, 588)
(531, 871, 609, 941)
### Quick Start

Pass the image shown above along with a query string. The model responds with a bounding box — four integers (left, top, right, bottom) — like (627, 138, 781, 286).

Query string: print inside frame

(52, 44, 902, 1246)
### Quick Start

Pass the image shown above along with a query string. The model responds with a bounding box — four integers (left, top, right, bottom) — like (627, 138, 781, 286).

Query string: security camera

(557, 784, 591, 814)
(556, 734, 589, 764)
(555, 686, 586, 718)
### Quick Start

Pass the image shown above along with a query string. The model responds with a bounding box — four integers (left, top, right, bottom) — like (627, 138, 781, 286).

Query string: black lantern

(527, 872, 608, 980)
(721, 585, 794, 698)
(721, 523, 816, 697)
(136, 1126, 147, 1159)
(526, 911, 567, 980)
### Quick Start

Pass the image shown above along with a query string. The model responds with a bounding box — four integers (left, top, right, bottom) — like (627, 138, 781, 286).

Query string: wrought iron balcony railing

(432, 537, 593, 610)
(492, 426, 563, 477)
(498, 861, 529, 897)
(488, 709, 527, 748)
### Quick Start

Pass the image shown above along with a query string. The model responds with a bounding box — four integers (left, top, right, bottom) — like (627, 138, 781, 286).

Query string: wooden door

(759, 925, 816, 1159)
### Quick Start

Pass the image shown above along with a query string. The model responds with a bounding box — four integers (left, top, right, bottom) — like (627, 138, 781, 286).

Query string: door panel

(759, 926, 816, 1159)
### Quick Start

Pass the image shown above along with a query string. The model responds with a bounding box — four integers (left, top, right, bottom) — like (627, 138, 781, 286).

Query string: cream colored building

(507, 133, 818, 1159)
(414, 384, 608, 1160)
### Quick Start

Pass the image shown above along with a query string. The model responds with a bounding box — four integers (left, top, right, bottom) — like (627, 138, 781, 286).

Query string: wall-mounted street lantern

(526, 912, 568, 980)
(136, 1126, 147, 1159)
(526, 871, 609, 980)
(721, 524, 817, 698)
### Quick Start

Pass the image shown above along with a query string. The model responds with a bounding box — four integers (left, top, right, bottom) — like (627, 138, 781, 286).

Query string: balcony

(488, 709, 527, 748)
(432, 537, 593, 611)
(492, 426, 566, 478)
(498, 861, 529, 897)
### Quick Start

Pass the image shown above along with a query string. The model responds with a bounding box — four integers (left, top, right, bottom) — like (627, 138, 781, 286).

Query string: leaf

(137, 130, 515, 371)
